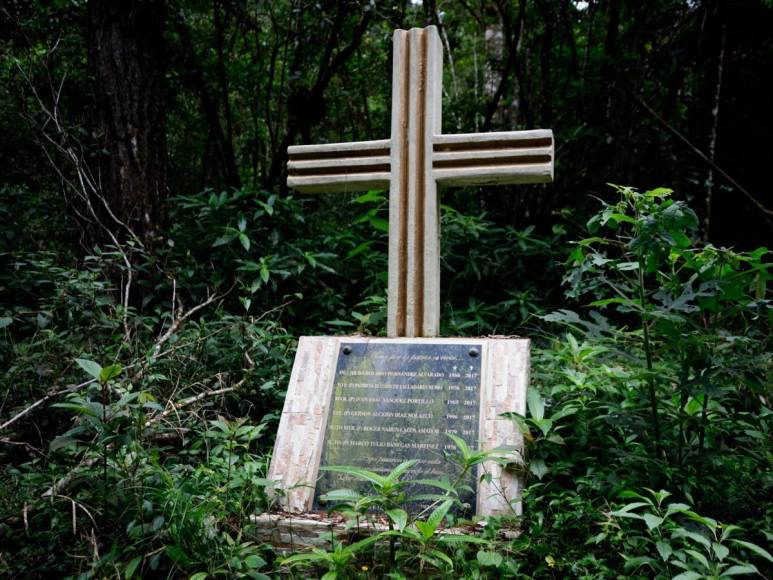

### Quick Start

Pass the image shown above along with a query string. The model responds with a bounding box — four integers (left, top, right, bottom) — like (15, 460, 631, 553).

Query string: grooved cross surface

(286, 26, 554, 337)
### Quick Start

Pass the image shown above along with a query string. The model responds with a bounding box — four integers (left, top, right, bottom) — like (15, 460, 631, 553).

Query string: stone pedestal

(267, 336, 528, 517)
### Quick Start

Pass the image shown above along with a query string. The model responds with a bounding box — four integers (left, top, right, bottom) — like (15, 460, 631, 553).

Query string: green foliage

(2, 0, 772, 573)
(1, 181, 770, 577)
(607, 489, 772, 578)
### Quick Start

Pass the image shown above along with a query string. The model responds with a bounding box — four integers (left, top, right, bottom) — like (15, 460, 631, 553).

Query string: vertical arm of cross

(387, 26, 443, 339)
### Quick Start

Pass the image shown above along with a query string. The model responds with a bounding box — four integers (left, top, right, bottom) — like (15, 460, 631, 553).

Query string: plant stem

(388, 520, 395, 566)
(695, 392, 710, 503)
(101, 380, 108, 516)
(638, 260, 663, 461)
(677, 358, 689, 468)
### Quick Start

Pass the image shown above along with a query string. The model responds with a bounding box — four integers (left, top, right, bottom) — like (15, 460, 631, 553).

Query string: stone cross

(287, 25, 554, 338)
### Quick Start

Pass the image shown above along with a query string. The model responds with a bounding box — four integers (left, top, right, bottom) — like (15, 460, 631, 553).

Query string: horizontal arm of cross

(287, 129, 553, 193)
(432, 129, 553, 186)
(287, 139, 390, 193)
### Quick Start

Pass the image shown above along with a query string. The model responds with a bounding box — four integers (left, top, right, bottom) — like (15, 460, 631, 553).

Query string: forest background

(0, 0, 771, 578)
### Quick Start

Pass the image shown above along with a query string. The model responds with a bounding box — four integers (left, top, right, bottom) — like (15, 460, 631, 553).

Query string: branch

(151, 289, 226, 359)
(144, 382, 244, 429)
(632, 92, 773, 224)
(0, 379, 95, 433)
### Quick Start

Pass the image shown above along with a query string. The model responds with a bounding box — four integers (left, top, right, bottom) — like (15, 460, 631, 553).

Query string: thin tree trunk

(88, 0, 167, 247)
(213, 1, 241, 189)
(705, 16, 726, 241)
(603, 0, 621, 118)
(265, 9, 373, 189)
(539, 1, 555, 125)
(482, 0, 527, 132)
(173, 15, 241, 189)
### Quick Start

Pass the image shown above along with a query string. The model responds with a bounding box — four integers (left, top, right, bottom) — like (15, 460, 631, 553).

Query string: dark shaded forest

(1, 1, 771, 578)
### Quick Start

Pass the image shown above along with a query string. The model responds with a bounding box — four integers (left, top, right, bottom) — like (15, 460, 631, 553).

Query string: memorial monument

(268, 25, 553, 518)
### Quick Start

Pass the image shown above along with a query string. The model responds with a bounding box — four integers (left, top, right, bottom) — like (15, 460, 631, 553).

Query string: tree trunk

(704, 1, 727, 241)
(88, 0, 167, 247)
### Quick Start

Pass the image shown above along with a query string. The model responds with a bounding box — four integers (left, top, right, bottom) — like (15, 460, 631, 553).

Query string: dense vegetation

(1, 1, 771, 578)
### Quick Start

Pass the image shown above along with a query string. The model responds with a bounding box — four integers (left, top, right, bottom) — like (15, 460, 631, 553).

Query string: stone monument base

(268, 336, 529, 517)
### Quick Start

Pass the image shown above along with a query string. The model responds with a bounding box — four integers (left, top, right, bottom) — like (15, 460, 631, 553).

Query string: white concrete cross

(287, 25, 554, 338)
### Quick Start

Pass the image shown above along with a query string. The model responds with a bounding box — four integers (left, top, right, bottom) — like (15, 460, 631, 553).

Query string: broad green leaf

(387, 459, 418, 483)
(49, 436, 80, 452)
(386, 509, 407, 532)
(421, 549, 454, 570)
(369, 217, 389, 232)
(527, 389, 545, 420)
(319, 465, 387, 487)
(684, 548, 710, 571)
(532, 417, 553, 437)
(656, 541, 673, 562)
(51, 402, 103, 418)
(645, 187, 674, 197)
(99, 363, 122, 382)
(729, 540, 773, 563)
(125, 556, 142, 579)
(425, 499, 453, 538)
(325, 320, 355, 327)
(720, 525, 743, 542)
(712, 542, 729, 562)
(346, 241, 374, 259)
(244, 555, 266, 569)
(683, 510, 718, 531)
(341, 533, 382, 556)
(318, 489, 361, 503)
(212, 234, 235, 247)
(530, 458, 548, 480)
(644, 488, 671, 504)
(672, 529, 711, 550)
(445, 432, 471, 459)
(189, 573, 208, 580)
(164, 544, 190, 564)
(476, 550, 503, 567)
(643, 514, 664, 530)
(721, 564, 759, 576)
(279, 549, 329, 566)
(665, 503, 691, 516)
(354, 190, 383, 204)
(622, 555, 657, 571)
(614, 502, 653, 514)
(438, 534, 489, 545)
(501, 412, 532, 439)
(671, 572, 702, 580)
(75, 358, 102, 380)
(0, 317, 12, 329)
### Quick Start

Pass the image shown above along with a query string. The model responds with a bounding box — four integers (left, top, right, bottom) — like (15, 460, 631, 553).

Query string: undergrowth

(1, 185, 770, 578)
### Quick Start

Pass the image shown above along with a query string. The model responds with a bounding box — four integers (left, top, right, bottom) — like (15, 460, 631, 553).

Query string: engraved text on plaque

(314, 342, 482, 511)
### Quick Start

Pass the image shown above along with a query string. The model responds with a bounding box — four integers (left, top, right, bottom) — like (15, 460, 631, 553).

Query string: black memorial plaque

(314, 342, 482, 512)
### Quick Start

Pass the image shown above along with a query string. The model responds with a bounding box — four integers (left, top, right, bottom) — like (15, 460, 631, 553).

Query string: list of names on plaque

(314, 342, 482, 511)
